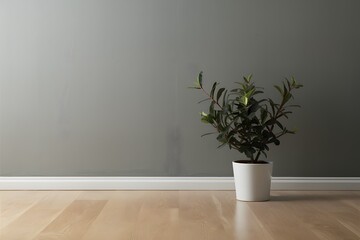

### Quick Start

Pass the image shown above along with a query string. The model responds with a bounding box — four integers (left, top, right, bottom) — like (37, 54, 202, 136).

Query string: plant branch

(194, 73, 302, 162)
(200, 86, 223, 111)
(254, 150, 261, 162)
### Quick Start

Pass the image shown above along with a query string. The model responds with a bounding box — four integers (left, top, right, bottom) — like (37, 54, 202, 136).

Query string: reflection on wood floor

(0, 190, 359, 239)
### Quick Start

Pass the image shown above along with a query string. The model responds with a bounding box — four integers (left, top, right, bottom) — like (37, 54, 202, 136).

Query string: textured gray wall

(1, 0, 359, 177)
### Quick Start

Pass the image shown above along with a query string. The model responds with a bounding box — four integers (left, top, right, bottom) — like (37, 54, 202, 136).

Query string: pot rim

(232, 160, 273, 165)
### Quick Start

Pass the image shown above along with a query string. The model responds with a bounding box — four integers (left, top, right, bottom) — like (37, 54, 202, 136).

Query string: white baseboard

(0, 177, 359, 191)
(271, 177, 360, 190)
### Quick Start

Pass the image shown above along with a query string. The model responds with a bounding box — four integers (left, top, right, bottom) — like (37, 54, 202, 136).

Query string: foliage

(190, 72, 303, 162)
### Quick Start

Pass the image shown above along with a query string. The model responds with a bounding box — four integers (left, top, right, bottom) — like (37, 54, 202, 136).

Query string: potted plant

(190, 72, 303, 201)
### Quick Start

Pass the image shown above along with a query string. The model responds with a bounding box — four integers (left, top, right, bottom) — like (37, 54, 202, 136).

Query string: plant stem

(200, 86, 223, 110)
(270, 86, 295, 132)
(254, 150, 261, 162)
(276, 131, 287, 138)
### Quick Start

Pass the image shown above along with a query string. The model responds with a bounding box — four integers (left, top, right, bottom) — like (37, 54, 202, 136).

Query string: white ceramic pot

(232, 161, 273, 201)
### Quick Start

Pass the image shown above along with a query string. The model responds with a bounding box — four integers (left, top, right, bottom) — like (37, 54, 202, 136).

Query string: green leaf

(245, 88, 255, 98)
(210, 82, 218, 98)
(201, 116, 209, 123)
(217, 142, 227, 148)
(197, 71, 203, 87)
(243, 74, 253, 83)
(247, 102, 260, 115)
(253, 90, 264, 95)
(222, 90, 228, 107)
(200, 111, 208, 117)
(216, 133, 227, 143)
(287, 128, 298, 134)
(276, 121, 284, 130)
(274, 85, 283, 95)
(291, 76, 296, 87)
(209, 101, 215, 115)
(216, 88, 225, 102)
(200, 111, 209, 123)
(283, 92, 292, 103)
(283, 82, 288, 96)
(260, 107, 268, 124)
(198, 98, 210, 104)
(286, 78, 291, 90)
(295, 84, 304, 89)
(201, 132, 216, 137)
(194, 79, 201, 88)
(244, 147, 255, 159)
(201, 114, 214, 124)
(240, 96, 248, 106)
(268, 99, 276, 115)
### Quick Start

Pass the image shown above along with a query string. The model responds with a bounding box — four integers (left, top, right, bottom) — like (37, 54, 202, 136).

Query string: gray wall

(1, 0, 359, 177)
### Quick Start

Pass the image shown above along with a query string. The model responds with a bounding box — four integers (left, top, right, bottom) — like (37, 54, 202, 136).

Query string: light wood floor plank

(134, 205, 179, 240)
(248, 200, 322, 240)
(275, 191, 359, 240)
(81, 192, 146, 240)
(34, 200, 106, 240)
(133, 191, 180, 240)
(302, 191, 360, 238)
(231, 201, 274, 240)
(178, 191, 272, 240)
(0, 191, 79, 240)
(0, 191, 49, 229)
(297, 191, 360, 238)
(179, 191, 228, 240)
(0, 190, 358, 240)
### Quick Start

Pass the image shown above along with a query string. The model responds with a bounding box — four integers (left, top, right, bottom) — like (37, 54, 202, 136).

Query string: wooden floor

(0, 191, 359, 240)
